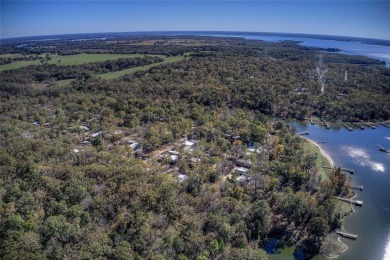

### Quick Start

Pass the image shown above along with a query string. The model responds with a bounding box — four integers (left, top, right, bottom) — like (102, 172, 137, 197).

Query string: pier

(335, 196, 363, 206)
(350, 185, 363, 191)
(321, 118, 330, 129)
(319, 166, 355, 174)
(377, 121, 390, 129)
(341, 168, 354, 174)
(339, 121, 353, 131)
(361, 121, 375, 129)
(310, 118, 315, 125)
(336, 231, 358, 240)
(352, 122, 364, 130)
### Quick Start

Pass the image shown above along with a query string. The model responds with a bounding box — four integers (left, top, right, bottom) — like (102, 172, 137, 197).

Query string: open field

(0, 53, 27, 58)
(0, 53, 164, 72)
(98, 53, 191, 80)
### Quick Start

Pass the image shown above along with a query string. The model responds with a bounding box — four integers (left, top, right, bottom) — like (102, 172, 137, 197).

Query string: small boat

(318, 141, 326, 143)
(379, 147, 390, 153)
(298, 131, 309, 135)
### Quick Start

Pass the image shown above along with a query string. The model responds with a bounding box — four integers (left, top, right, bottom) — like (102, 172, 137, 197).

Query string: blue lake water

(195, 33, 390, 67)
(292, 122, 390, 260)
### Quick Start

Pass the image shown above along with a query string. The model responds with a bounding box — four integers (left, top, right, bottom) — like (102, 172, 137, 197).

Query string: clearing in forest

(0, 53, 164, 72)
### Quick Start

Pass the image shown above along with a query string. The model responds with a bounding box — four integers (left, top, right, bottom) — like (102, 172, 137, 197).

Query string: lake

(291, 122, 390, 260)
(8, 31, 390, 67)
(194, 32, 390, 68)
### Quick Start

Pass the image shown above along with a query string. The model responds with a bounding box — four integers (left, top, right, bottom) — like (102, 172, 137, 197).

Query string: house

(177, 174, 188, 182)
(126, 140, 140, 150)
(246, 148, 262, 155)
(91, 130, 102, 138)
(184, 140, 197, 147)
(32, 121, 40, 126)
(235, 166, 249, 175)
(183, 140, 198, 152)
(236, 175, 250, 182)
(80, 125, 90, 131)
(158, 151, 180, 165)
(236, 159, 252, 169)
(235, 166, 252, 182)
(81, 140, 91, 145)
(168, 151, 180, 163)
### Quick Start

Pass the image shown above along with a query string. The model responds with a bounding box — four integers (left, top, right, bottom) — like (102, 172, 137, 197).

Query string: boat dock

(361, 121, 375, 129)
(350, 185, 363, 191)
(319, 166, 355, 174)
(336, 196, 363, 206)
(321, 118, 330, 129)
(341, 168, 354, 174)
(377, 121, 390, 129)
(336, 231, 358, 240)
(352, 122, 364, 130)
(339, 121, 353, 131)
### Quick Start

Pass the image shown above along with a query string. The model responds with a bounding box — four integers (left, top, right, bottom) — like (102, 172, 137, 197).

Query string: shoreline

(300, 136, 355, 259)
(301, 136, 335, 167)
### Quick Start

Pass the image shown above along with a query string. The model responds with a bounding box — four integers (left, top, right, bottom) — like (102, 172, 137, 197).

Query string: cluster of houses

(155, 139, 200, 182)
(233, 146, 265, 182)
(79, 125, 102, 146)
(69, 124, 271, 185)
(157, 139, 198, 166)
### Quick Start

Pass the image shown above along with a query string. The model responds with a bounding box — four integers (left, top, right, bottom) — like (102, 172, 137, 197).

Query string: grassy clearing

(0, 54, 26, 58)
(320, 232, 348, 258)
(302, 141, 332, 180)
(268, 245, 295, 260)
(98, 53, 190, 80)
(334, 200, 353, 219)
(0, 53, 164, 72)
(56, 79, 74, 87)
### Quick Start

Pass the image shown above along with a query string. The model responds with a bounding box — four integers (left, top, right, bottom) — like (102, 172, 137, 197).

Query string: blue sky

(1, 1, 389, 40)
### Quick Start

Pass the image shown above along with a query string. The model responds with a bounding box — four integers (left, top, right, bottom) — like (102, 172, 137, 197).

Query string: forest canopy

(0, 35, 389, 259)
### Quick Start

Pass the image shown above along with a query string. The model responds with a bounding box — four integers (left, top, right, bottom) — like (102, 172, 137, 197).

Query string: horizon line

(1, 30, 390, 42)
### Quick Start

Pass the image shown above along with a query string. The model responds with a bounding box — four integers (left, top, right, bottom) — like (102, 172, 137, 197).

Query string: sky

(1, 1, 390, 40)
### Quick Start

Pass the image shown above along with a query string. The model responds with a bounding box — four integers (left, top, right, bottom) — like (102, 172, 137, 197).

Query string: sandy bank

(303, 137, 335, 167)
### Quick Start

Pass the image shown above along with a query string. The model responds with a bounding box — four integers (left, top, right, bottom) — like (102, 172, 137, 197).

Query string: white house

(235, 166, 249, 175)
(80, 125, 90, 131)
